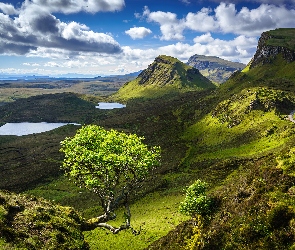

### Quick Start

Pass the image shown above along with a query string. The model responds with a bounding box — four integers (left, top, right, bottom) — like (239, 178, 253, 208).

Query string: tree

(60, 125, 161, 234)
(179, 180, 212, 218)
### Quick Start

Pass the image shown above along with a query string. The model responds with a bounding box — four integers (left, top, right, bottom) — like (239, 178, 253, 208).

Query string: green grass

(84, 192, 189, 249)
(26, 176, 189, 249)
(267, 28, 295, 51)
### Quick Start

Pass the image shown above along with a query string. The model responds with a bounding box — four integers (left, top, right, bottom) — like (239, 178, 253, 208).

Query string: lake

(96, 102, 126, 109)
(0, 122, 80, 136)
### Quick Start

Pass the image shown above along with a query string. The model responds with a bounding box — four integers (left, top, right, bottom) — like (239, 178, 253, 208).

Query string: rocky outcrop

(187, 55, 245, 83)
(249, 29, 295, 69)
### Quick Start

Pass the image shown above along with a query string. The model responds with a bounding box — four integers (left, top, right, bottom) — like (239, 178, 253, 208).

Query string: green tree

(60, 125, 161, 234)
(179, 180, 212, 218)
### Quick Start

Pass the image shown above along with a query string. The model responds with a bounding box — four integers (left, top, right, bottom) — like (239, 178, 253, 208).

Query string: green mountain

(187, 54, 246, 84)
(1, 28, 295, 249)
(113, 55, 215, 100)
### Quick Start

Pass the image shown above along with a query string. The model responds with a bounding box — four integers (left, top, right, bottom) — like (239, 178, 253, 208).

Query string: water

(0, 122, 80, 136)
(96, 102, 126, 109)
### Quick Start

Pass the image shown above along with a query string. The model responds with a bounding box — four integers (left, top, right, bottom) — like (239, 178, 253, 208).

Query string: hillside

(0, 190, 88, 249)
(147, 28, 295, 249)
(1, 28, 295, 249)
(114, 55, 215, 100)
(187, 54, 246, 84)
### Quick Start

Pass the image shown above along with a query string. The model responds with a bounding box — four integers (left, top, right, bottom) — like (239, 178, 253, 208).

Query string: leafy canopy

(60, 125, 161, 202)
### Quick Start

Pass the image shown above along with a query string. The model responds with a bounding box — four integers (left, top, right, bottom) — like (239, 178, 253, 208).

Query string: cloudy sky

(0, 0, 294, 76)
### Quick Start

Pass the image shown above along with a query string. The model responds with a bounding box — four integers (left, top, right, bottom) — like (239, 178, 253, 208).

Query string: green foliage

(60, 125, 161, 198)
(179, 180, 213, 217)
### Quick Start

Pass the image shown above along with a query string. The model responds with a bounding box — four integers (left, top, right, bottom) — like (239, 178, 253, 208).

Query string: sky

(0, 0, 294, 77)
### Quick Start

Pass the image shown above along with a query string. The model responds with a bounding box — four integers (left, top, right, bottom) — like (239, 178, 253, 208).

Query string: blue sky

(0, 0, 294, 76)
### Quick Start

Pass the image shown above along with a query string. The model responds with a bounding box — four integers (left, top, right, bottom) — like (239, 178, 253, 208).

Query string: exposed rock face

(250, 29, 295, 69)
(187, 55, 245, 84)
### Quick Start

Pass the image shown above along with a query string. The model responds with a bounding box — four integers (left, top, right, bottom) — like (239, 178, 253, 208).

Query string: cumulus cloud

(141, 3, 295, 40)
(215, 3, 295, 35)
(143, 7, 186, 40)
(207, 0, 294, 5)
(0, 0, 123, 56)
(24, 0, 125, 14)
(193, 32, 215, 43)
(5, 31, 257, 76)
(0, 3, 19, 15)
(125, 27, 152, 39)
(119, 33, 257, 73)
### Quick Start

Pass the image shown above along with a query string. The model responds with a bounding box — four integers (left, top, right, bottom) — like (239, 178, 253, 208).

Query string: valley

(1, 28, 295, 249)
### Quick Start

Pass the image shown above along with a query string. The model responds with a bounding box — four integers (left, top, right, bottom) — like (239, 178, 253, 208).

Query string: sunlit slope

(147, 28, 295, 250)
(182, 87, 295, 164)
(114, 55, 215, 100)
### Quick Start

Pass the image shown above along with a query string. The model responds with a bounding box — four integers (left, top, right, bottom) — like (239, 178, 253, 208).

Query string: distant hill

(114, 55, 215, 100)
(187, 54, 246, 84)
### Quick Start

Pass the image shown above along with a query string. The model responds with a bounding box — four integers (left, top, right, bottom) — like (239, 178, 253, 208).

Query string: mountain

(113, 55, 215, 100)
(187, 54, 246, 84)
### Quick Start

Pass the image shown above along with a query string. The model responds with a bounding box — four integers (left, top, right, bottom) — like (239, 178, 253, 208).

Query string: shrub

(179, 180, 213, 218)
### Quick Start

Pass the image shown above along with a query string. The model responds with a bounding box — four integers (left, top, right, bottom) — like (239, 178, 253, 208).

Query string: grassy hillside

(114, 55, 215, 101)
(0, 190, 88, 249)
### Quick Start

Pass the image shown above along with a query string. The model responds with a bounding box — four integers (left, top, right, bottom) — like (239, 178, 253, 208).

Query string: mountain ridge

(187, 54, 246, 83)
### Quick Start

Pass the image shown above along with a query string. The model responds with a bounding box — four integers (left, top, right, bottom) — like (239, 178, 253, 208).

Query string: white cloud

(215, 3, 295, 35)
(26, 0, 125, 14)
(142, 3, 295, 40)
(0, 3, 19, 15)
(0, 31, 257, 76)
(193, 32, 215, 44)
(143, 7, 186, 40)
(125, 27, 152, 39)
(185, 8, 217, 32)
(0, 1, 123, 56)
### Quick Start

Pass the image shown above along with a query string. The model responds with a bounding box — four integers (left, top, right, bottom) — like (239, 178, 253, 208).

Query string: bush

(179, 180, 213, 217)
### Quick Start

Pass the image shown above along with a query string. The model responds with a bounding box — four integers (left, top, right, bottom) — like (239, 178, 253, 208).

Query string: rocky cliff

(187, 55, 245, 84)
(249, 28, 295, 69)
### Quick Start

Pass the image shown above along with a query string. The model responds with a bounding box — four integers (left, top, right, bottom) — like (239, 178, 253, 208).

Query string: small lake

(0, 122, 80, 136)
(96, 102, 126, 109)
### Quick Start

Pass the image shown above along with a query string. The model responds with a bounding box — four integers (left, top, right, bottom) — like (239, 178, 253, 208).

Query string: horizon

(0, 0, 294, 76)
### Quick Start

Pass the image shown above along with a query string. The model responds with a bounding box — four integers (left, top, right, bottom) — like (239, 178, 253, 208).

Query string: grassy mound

(0, 190, 88, 249)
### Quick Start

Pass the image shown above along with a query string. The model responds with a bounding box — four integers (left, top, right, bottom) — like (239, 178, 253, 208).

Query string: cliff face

(187, 55, 245, 84)
(249, 28, 295, 69)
